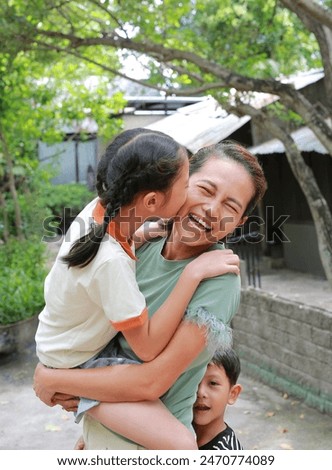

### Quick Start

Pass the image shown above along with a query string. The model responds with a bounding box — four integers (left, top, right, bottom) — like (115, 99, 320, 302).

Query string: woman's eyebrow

(199, 179, 217, 189)
(228, 197, 243, 210)
(199, 179, 243, 209)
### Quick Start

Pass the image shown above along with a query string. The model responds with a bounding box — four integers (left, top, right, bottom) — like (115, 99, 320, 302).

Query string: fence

(226, 231, 263, 288)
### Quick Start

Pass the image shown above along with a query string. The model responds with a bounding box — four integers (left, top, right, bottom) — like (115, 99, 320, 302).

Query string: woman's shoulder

(207, 241, 226, 252)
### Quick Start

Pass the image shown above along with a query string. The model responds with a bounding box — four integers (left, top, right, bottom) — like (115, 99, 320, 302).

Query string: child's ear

(228, 384, 242, 405)
(142, 192, 160, 213)
(143, 191, 167, 213)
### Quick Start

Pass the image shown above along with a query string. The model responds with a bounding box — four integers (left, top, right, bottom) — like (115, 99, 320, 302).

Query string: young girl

(35, 128, 240, 449)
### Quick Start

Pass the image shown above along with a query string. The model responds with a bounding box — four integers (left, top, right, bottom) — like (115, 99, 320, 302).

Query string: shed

(250, 126, 332, 278)
(145, 96, 251, 153)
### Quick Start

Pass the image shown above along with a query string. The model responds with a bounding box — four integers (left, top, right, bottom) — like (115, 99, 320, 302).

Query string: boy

(193, 348, 243, 450)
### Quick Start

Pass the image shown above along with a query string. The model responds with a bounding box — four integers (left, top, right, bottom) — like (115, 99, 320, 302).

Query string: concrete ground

(0, 338, 331, 450)
(1, 242, 331, 450)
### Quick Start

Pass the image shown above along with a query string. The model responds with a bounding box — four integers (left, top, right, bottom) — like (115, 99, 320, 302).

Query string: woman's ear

(228, 384, 243, 405)
(237, 216, 248, 228)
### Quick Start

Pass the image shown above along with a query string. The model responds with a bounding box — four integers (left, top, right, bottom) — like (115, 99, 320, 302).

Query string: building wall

(123, 114, 166, 130)
(39, 139, 98, 186)
(232, 288, 332, 415)
(283, 222, 325, 277)
(260, 152, 332, 278)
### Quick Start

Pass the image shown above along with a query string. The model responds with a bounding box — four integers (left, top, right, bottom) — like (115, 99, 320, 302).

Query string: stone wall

(232, 288, 332, 415)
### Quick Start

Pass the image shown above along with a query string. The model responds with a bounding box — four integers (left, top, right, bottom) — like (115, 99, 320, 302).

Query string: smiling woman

(163, 147, 258, 260)
(33, 140, 267, 450)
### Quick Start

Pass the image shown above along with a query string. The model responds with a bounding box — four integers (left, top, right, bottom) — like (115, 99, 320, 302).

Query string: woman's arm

(123, 249, 239, 361)
(33, 320, 206, 405)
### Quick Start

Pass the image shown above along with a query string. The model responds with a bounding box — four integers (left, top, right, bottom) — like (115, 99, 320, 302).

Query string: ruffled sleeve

(184, 306, 233, 354)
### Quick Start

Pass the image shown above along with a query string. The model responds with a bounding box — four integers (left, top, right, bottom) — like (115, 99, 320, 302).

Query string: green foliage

(39, 183, 95, 239)
(1, 180, 94, 240)
(0, 237, 47, 324)
(0, 0, 124, 238)
(40, 183, 94, 217)
(0, 1, 322, 94)
(189, 0, 321, 78)
(0, 178, 94, 324)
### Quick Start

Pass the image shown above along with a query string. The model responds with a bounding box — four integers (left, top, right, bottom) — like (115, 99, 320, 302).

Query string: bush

(1, 182, 95, 241)
(40, 183, 95, 217)
(0, 237, 48, 325)
(39, 183, 95, 237)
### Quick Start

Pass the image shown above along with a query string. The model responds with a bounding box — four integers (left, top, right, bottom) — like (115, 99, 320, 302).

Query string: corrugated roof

(145, 70, 325, 153)
(250, 126, 329, 155)
(283, 69, 324, 90)
(146, 96, 250, 153)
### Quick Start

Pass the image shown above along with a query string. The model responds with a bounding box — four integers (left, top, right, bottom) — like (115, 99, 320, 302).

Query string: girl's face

(158, 153, 189, 218)
(175, 157, 255, 248)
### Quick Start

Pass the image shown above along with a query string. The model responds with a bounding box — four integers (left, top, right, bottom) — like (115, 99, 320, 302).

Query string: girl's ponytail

(61, 199, 120, 269)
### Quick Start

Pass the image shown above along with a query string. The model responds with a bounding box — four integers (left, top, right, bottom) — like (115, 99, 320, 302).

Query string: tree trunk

(0, 131, 24, 240)
(261, 116, 332, 285)
(231, 103, 332, 285)
(0, 190, 9, 243)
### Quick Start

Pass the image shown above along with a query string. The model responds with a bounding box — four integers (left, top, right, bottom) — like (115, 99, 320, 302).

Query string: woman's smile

(187, 213, 213, 232)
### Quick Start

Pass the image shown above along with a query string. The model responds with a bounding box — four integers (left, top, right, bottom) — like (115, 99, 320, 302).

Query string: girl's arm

(123, 249, 239, 361)
(33, 320, 206, 405)
(33, 323, 206, 450)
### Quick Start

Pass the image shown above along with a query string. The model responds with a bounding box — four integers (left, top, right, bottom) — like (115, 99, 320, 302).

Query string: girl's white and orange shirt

(35, 198, 148, 369)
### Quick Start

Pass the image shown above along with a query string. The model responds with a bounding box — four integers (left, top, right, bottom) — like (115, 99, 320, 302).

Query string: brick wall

(232, 288, 332, 415)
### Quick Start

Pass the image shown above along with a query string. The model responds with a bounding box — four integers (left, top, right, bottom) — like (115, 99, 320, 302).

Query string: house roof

(145, 70, 324, 153)
(145, 96, 250, 153)
(250, 125, 329, 155)
(124, 95, 204, 113)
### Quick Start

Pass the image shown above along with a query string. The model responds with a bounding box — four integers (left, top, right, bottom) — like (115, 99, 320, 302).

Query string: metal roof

(145, 70, 325, 153)
(250, 126, 329, 155)
(145, 96, 250, 153)
(283, 69, 324, 90)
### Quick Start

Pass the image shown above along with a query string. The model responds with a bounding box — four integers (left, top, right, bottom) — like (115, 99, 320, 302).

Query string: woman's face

(175, 157, 255, 248)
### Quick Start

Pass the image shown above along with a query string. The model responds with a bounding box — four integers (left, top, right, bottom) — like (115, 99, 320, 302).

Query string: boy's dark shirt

(199, 424, 243, 450)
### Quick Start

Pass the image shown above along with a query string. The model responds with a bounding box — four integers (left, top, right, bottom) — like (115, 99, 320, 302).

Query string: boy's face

(193, 363, 241, 427)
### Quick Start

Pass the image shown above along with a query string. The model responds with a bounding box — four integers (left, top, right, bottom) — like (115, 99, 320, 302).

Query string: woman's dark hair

(189, 140, 267, 216)
(62, 128, 188, 268)
(211, 348, 241, 386)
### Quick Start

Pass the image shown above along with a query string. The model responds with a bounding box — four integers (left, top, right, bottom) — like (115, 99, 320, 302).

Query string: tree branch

(280, 0, 332, 31)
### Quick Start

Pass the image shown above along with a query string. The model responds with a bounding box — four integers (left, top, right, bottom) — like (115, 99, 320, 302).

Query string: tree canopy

(1, 0, 332, 283)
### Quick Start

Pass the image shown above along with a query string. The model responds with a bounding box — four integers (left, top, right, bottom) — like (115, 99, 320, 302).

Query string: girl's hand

(133, 219, 172, 248)
(33, 362, 58, 407)
(52, 393, 80, 412)
(188, 249, 240, 279)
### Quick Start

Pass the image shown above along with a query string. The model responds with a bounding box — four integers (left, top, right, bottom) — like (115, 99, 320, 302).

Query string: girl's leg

(87, 400, 197, 450)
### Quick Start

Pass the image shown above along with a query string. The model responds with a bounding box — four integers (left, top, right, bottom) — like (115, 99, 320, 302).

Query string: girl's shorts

(75, 335, 139, 423)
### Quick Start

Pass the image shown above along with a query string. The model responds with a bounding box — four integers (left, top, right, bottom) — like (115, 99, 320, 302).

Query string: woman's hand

(74, 435, 86, 450)
(187, 249, 240, 279)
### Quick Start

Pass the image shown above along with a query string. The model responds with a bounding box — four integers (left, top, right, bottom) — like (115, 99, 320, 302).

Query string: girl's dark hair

(211, 348, 241, 386)
(189, 140, 267, 216)
(62, 128, 188, 268)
